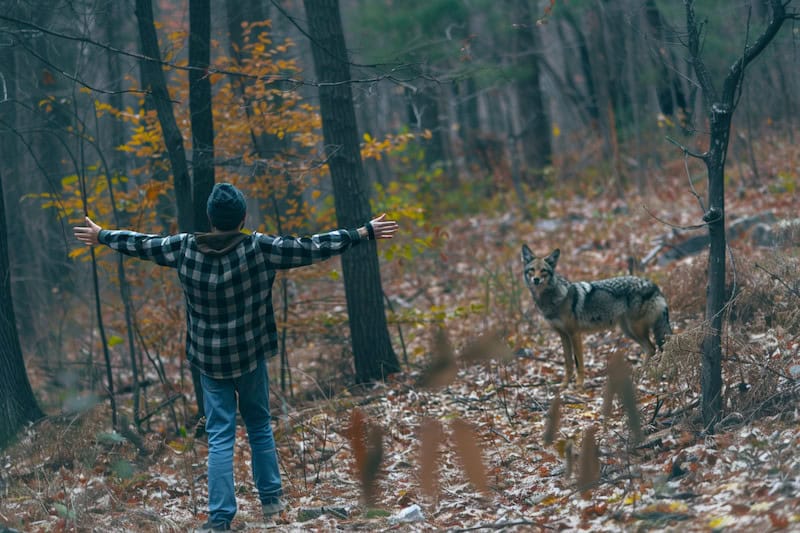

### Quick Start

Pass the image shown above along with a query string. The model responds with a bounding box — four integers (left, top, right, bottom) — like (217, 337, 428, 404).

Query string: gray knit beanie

(207, 183, 246, 230)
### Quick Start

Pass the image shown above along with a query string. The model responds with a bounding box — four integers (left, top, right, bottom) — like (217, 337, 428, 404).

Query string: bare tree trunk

(684, 0, 795, 429)
(444, 82, 469, 184)
(225, 0, 269, 63)
(624, 7, 646, 194)
(407, 85, 450, 177)
(457, 77, 481, 171)
(594, 1, 626, 195)
(189, 0, 215, 234)
(700, 109, 728, 430)
(2, 4, 68, 344)
(135, 0, 194, 232)
(772, 62, 796, 143)
(303, 0, 400, 383)
(101, 1, 130, 187)
(225, 0, 302, 394)
(95, 0, 143, 426)
(560, 6, 599, 124)
(0, 170, 44, 448)
(135, 0, 204, 419)
(644, 0, 689, 124)
(0, 29, 27, 336)
(509, 0, 552, 184)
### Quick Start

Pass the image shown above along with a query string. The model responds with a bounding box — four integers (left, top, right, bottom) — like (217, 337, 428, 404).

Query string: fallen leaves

(6, 170, 800, 532)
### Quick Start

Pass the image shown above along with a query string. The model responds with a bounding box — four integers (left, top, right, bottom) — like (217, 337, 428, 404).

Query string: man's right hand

(73, 216, 103, 247)
(363, 213, 399, 240)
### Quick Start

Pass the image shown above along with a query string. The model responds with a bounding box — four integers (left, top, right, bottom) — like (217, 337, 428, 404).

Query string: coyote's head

(521, 245, 560, 291)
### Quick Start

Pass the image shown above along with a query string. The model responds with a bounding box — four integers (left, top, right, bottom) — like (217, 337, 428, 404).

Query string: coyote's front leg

(557, 331, 575, 388)
(570, 332, 585, 389)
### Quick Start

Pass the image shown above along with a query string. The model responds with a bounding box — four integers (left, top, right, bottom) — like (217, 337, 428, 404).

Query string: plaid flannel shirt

(98, 227, 363, 379)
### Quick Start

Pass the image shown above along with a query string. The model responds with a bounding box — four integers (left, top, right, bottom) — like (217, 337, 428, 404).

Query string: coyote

(521, 245, 671, 388)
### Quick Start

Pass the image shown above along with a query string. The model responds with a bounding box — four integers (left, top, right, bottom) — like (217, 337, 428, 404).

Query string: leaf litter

(2, 173, 800, 531)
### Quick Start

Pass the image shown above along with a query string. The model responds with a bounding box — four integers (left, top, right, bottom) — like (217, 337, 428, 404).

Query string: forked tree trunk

(683, 0, 795, 429)
(303, 0, 401, 382)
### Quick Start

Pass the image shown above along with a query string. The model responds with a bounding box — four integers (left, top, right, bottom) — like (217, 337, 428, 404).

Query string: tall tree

(644, 0, 689, 125)
(134, 0, 204, 419)
(0, 11, 26, 333)
(682, 0, 798, 428)
(223, 0, 290, 186)
(407, 84, 448, 170)
(224, 0, 301, 392)
(189, 0, 215, 234)
(100, 0, 131, 182)
(0, 169, 44, 448)
(509, 0, 552, 183)
(351, 0, 464, 173)
(557, 5, 600, 125)
(0, 3, 72, 343)
(225, 0, 268, 65)
(303, 0, 401, 382)
(134, 0, 194, 232)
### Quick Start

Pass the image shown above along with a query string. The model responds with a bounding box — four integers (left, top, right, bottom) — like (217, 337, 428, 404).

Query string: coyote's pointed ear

(544, 248, 560, 269)
(521, 244, 535, 264)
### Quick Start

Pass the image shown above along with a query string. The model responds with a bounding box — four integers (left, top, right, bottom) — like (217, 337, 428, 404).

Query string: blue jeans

(201, 358, 282, 524)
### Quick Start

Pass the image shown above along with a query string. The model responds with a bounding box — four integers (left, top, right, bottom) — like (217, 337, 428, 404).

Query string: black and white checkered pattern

(98, 228, 363, 379)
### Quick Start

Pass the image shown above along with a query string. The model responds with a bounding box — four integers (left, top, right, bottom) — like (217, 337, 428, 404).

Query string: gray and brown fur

(522, 245, 671, 388)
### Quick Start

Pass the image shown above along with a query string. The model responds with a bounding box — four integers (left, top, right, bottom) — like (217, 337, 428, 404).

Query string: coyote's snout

(521, 245, 671, 388)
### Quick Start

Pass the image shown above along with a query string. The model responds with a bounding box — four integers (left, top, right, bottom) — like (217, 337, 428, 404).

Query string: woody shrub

(723, 252, 799, 415)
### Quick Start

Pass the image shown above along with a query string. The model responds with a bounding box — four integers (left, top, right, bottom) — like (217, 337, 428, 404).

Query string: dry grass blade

(450, 417, 489, 495)
(564, 438, 575, 479)
(459, 330, 513, 364)
(619, 378, 643, 445)
(419, 417, 444, 499)
(604, 353, 642, 444)
(543, 395, 562, 446)
(362, 425, 384, 506)
(346, 408, 367, 482)
(577, 425, 600, 493)
(417, 327, 458, 390)
(601, 374, 613, 421)
(345, 408, 384, 505)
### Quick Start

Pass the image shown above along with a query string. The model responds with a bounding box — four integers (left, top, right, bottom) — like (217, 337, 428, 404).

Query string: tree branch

(722, 0, 792, 103)
(0, 13, 430, 92)
(665, 135, 707, 160)
(642, 205, 709, 231)
(755, 262, 800, 299)
(731, 7, 753, 112)
(11, 37, 149, 97)
(684, 0, 719, 106)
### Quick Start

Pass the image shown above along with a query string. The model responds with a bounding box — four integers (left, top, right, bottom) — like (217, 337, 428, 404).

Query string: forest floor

(2, 151, 800, 532)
